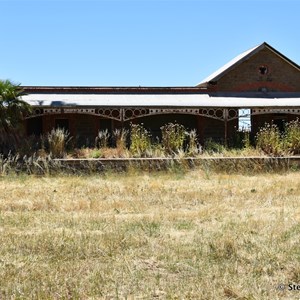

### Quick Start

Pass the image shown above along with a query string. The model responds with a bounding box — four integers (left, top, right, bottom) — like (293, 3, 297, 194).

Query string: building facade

(22, 42, 300, 146)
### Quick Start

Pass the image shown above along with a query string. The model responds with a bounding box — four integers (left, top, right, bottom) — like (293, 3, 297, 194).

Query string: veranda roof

(21, 93, 300, 108)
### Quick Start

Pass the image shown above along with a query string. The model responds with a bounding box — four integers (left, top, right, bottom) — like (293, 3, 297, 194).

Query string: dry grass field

(1, 169, 300, 299)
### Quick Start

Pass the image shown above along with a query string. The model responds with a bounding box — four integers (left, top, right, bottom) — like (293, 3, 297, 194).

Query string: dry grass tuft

(0, 170, 300, 298)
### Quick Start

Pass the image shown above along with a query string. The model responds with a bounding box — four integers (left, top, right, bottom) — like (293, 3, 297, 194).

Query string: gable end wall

(214, 48, 300, 92)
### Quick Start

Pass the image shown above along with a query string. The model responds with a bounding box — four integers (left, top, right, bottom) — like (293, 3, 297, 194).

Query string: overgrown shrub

(129, 123, 151, 157)
(161, 122, 187, 154)
(256, 120, 300, 156)
(256, 123, 284, 156)
(47, 128, 72, 158)
(284, 119, 300, 154)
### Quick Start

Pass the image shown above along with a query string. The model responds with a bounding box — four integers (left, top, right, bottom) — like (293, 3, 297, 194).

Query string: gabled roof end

(196, 42, 300, 87)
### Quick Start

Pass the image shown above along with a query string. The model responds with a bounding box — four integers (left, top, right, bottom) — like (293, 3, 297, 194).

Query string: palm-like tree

(0, 79, 31, 133)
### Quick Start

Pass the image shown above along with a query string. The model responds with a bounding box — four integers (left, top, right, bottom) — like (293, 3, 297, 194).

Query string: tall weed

(129, 123, 151, 157)
(284, 119, 300, 154)
(256, 120, 300, 156)
(112, 129, 129, 157)
(161, 122, 187, 155)
(187, 129, 201, 156)
(256, 123, 284, 156)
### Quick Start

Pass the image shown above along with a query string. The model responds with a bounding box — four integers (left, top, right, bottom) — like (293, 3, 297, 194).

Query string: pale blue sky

(1, 0, 299, 86)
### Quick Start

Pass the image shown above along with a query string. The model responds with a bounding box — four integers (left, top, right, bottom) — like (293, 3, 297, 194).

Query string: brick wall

(213, 48, 300, 92)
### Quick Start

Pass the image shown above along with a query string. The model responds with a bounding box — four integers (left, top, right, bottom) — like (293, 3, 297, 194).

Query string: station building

(22, 42, 300, 145)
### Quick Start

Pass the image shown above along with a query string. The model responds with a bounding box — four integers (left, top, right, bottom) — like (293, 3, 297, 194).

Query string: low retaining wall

(52, 156, 300, 172)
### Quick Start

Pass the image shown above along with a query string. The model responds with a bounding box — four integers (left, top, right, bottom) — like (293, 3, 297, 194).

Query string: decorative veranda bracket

(123, 108, 228, 121)
(25, 107, 123, 121)
(25, 107, 232, 122)
(24, 107, 300, 122)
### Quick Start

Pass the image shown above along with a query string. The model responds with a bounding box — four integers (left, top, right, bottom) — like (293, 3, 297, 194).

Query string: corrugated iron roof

(21, 93, 300, 108)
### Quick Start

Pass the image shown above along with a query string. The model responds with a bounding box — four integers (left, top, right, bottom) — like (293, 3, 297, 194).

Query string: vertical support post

(120, 108, 124, 130)
(69, 113, 76, 138)
(196, 115, 205, 145)
(223, 108, 228, 147)
(94, 115, 99, 139)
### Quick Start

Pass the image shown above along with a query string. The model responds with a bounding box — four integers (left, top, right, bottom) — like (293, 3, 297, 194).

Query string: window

(259, 65, 268, 75)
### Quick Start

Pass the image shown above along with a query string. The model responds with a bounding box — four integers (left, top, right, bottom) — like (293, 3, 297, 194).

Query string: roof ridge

(196, 43, 263, 86)
(197, 42, 300, 87)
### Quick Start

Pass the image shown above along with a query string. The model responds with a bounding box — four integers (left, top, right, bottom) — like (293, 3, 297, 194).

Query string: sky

(1, 0, 299, 87)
